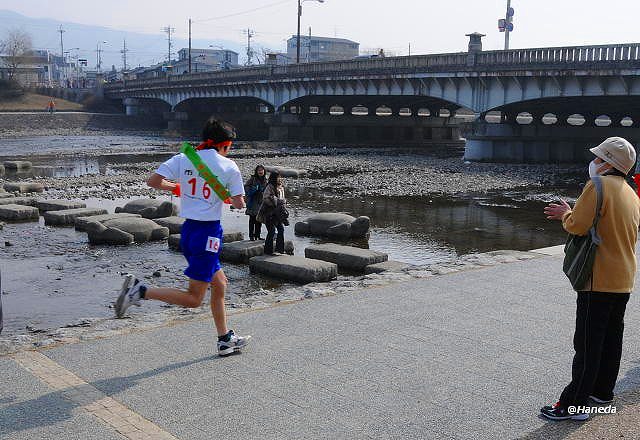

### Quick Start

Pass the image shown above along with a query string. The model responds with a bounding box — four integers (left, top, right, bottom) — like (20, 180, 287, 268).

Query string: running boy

(115, 117, 250, 356)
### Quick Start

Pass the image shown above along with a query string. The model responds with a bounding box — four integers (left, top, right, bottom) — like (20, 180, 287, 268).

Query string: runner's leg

(145, 279, 209, 308)
(210, 269, 228, 337)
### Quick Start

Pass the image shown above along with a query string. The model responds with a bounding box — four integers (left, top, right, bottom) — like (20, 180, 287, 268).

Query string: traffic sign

(498, 18, 506, 31)
(507, 6, 515, 17)
(506, 22, 514, 31)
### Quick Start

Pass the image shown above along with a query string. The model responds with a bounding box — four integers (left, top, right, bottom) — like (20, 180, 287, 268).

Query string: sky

(0, 0, 638, 63)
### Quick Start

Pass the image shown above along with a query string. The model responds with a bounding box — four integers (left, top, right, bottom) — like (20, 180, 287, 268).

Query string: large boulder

(85, 221, 134, 246)
(154, 216, 184, 234)
(0, 204, 39, 221)
(37, 200, 86, 212)
(115, 199, 178, 219)
(3, 161, 32, 172)
(249, 255, 337, 283)
(295, 213, 370, 239)
(44, 208, 108, 226)
(264, 166, 307, 178)
(305, 243, 388, 272)
(101, 217, 169, 243)
(3, 182, 45, 193)
(221, 239, 294, 264)
(75, 213, 142, 232)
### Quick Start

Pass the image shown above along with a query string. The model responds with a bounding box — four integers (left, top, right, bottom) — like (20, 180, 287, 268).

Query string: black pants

(248, 215, 262, 240)
(264, 222, 284, 254)
(559, 291, 630, 407)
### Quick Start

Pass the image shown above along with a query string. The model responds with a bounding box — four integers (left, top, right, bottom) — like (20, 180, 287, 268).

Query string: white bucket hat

(590, 137, 637, 175)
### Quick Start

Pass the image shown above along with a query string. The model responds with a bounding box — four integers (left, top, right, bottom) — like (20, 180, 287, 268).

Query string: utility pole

(498, 0, 515, 50)
(162, 26, 175, 65)
(307, 26, 311, 63)
(188, 18, 192, 73)
(121, 39, 129, 71)
(58, 25, 65, 85)
(244, 28, 255, 65)
(296, 0, 301, 63)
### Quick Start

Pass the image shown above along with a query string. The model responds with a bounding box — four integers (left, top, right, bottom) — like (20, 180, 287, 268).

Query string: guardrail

(105, 43, 640, 92)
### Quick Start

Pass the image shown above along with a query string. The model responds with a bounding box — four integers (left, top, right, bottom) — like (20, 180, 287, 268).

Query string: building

(173, 48, 239, 73)
(286, 36, 359, 63)
(265, 53, 290, 66)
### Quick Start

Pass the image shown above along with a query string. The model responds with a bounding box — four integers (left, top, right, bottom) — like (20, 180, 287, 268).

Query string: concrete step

(0, 204, 39, 221)
(75, 213, 142, 232)
(168, 231, 245, 252)
(44, 207, 108, 226)
(364, 260, 413, 274)
(37, 200, 86, 212)
(305, 243, 388, 272)
(0, 197, 37, 206)
(221, 239, 293, 264)
(249, 254, 337, 284)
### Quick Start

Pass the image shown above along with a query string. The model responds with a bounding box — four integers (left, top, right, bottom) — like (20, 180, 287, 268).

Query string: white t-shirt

(156, 150, 244, 221)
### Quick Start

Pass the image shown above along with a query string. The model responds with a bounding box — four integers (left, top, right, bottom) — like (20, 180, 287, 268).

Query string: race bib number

(205, 236, 221, 253)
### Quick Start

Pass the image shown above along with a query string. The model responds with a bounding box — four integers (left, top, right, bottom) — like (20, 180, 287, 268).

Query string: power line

(194, 0, 290, 23)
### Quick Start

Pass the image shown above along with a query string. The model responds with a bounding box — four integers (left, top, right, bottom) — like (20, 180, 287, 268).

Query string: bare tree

(0, 29, 33, 79)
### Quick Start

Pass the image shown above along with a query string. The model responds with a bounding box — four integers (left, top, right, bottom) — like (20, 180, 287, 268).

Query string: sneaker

(589, 395, 614, 404)
(115, 274, 143, 318)
(540, 401, 589, 421)
(217, 330, 251, 356)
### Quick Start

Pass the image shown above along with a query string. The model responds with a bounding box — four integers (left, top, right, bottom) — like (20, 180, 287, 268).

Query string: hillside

(0, 93, 84, 111)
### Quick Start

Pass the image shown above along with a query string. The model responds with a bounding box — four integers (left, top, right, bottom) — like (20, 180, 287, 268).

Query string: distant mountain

(0, 10, 246, 70)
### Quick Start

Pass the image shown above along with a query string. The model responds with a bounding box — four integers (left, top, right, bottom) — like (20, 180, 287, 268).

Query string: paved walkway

(2, 251, 640, 439)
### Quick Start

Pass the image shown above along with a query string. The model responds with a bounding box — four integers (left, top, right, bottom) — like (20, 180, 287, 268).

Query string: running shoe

(115, 274, 143, 318)
(217, 330, 251, 356)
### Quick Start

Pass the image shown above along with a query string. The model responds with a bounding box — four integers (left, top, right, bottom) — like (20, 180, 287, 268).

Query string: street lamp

(297, 0, 324, 64)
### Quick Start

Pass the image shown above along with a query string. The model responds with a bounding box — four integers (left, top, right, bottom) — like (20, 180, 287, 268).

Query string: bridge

(105, 37, 640, 163)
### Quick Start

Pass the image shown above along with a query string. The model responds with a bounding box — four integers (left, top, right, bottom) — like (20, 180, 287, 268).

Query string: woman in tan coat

(542, 137, 640, 421)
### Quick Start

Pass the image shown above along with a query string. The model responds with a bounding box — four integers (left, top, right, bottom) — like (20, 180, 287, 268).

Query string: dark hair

(254, 165, 266, 178)
(268, 172, 281, 186)
(202, 117, 236, 144)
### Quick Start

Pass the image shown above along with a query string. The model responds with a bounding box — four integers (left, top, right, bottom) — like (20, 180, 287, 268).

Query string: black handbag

(563, 176, 603, 291)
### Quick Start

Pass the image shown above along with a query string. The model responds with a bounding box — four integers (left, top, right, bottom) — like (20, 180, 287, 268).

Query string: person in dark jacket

(244, 165, 267, 240)
(262, 172, 287, 255)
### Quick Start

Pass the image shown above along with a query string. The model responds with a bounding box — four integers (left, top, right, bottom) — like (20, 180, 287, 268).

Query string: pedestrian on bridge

(115, 117, 251, 357)
(542, 137, 640, 421)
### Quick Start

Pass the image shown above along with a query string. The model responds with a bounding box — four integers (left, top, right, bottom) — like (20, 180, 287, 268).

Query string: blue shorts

(181, 219, 223, 283)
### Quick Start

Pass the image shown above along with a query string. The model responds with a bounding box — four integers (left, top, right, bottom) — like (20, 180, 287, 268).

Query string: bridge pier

(164, 111, 189, 132)
(465, 121, 640, 163)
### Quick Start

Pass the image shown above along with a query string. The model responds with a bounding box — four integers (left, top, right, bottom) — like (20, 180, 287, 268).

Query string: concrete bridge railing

(106, 43, 640, 93)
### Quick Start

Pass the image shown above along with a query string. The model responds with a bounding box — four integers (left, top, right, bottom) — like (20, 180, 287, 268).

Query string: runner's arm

(230, 194, 245, 209)
(147, 173, 179, 193)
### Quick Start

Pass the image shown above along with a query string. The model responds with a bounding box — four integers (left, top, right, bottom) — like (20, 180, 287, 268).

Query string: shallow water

(0, 135, 575, 335)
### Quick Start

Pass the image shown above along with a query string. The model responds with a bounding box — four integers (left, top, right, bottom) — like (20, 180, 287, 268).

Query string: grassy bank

(0, 93, 84, 112)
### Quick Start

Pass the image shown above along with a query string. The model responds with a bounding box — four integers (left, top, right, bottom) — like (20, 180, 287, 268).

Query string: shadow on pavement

(519, 359, 640, 439)
(0, 354, 217, 437)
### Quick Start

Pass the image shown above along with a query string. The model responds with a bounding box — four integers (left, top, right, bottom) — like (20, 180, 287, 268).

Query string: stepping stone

(115, 198, 178, 219)
(75, 213, 142, 232)
(3, 161, 32, 172)
(295, 213, 370, 239)
(249, 255, 337, 284)
(264, 165, 307, 178)
(168, 231, 245, 252)
(37, 200, 86, 212)
(86, 217, 169, 244)
(154, 216, 184, 234)
(0, 164, 4, 177)
(0, 204, 40, 221)
(364, 260, 413, 274)
(305, 244, 388, 272)
(0, 191, 13, 199)
(221, 239, 294, 264)
(0, 197, 37, 206)
(3, 182, 44, 193)
(44, 207, 108, 226)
